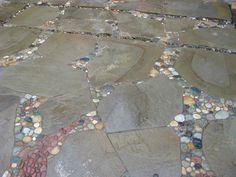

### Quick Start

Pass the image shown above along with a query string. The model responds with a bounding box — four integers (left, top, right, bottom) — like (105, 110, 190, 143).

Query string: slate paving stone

(203, 119, 236, 177)
(0, 94, 19, 175)
(165, 18, 196, 32)
(0, 26, 40, 58)
(115, 13, 164, 38)
(0, 33, 96, 132)
(56, 8, 114, 34)
(111, 0, 231, 20)
(175, 48, 236, 99)
(98, 76, 183, 133)
(47, 131, 125, 177)
(179, 27, 236, 51)
(88, 38, 164, 88)
(0, 2, 25, 22)
(108, 127, 181, 177)
(10, 5, 59, 28)
(70, 0, 109, 7)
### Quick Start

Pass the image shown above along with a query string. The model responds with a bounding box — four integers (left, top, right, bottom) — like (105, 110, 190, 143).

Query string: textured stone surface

(165, 18, 196, 32)
(70, 0, 108, 7)
(179, 28, 236, 51)
(115, 13, 164, 38)
(0, 27, 40, 58)
(203, 119, 236, 177)
(0, 2, 25, 22)
(108, 127, 181, 177)
(175, 48, 236, 99)
(47, 131, 125, 177)
(57, 8, 114, 34)
(88, 38, 164, 87)
(0, 94, 19, 175)
(10, 6, 59, 28)
(98, 76, 183, 133)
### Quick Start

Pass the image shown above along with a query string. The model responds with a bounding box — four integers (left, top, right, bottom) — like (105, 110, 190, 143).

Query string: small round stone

(22, 127, 31, 134)
(182, 167, 187, 175)
(169, 120, 178, 127)
(86, 111, 96, 117)
(23, 136, 32, 143)
(32, 115, 42, 123)
(184, 96, 195, 106)
(193, 113, 201, 119)
(95, 122, 104, 130)
(34, 127, 42, 134)
(50, 146, 60, 155)
(149, 68, 159, 77)
(175, 114, 185, 122)
(11, 163, 17, 168)
(186, 167, 192, 172)
(205, 103, 212, 109)
(87, 123, 95, 130)
(34, 122, 40, 128)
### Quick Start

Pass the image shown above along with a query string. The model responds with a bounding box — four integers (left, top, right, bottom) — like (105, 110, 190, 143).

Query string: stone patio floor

(0, 0, 236, 177)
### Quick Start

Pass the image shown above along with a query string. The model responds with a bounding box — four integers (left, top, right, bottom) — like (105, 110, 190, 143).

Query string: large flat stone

(165, 18, 196, 32)
(0, 33, 97, 133)
(115, 13, 164, 38)
(88, 38, 164, 87)
(70, 0, 108, 7)
(175, 48, 236, 99)
(203, 119, 236, 177)
(0, 27, 40, 58)
(179, 28, 236, 51)
(47, 131, 125, 177)
(0, 94, 19, 175)
(10, 6, 59, 28)
(108, 127, 181, 177)
(98, 76, 183, 133)
(56, 8, 114, 34)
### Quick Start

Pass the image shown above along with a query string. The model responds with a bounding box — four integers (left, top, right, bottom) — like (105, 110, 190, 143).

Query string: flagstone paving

(0, 0, 236, 177)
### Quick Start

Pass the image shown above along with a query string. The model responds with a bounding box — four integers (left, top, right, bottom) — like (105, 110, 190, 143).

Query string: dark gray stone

(108, 127, 181, 177)
(203, 119, 236, 177)
(47, 131, 125, 177)
(98, 76, 183, 133)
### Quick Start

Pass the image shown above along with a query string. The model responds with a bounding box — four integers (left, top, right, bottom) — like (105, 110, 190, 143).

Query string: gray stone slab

(108, 127, 181, 177)
(98, 76, 183, 133)
(70, 0, 108, 7)
(0, 33, 97, 133)
(47, 131, 125, 177)
(57, 8, 114, 34)
(203, 119, 236, 177)
(88, 38, 164, 88)
(0, 95, 19, 175)
(0, 2, 25, 22)
(175, 48, 236, 99)
(115, 13, 164, 38)
(0, 27, 40, 58)
(165, 18, 196, 32)
(179, 28, 236, 51)
(10, 6, 59, 28)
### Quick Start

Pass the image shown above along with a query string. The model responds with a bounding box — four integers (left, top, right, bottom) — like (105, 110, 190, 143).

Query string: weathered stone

(0, 95, 19, 175)
(179, 28, 236, 51)
(0, 27, 40, 58)
(108, 127, 181, 177)
(115, 13, 164, 38)
(47, 131, 125, 177)
(0, 2, 25, 22)
(70, 0, 108, 7)
(98, 76, 183, 133)
(57, 8, 114, 34)
(175, 48, 236, 99)
(88, 38, 164, 87)
(10, 6, 59, 28)
(203, 119, 236, 177)
(165, 18, 196, 32)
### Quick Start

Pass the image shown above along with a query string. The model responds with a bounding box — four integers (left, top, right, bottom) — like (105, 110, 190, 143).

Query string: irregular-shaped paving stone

(88, 38, 164, 87)
(57, 8, 114, 34)
(0, 27, 40, 58)
(0, 2, 25, 22)
(0, 33, 96, 131)
(175, 48, 236, 99)
(98, 76, 183, 132)
(70, 0, 108, 7)
(179, 28, 236, 51)
(108, 127, 181, 177)
(165, 18, 196, 32)
(111, 0, 231, 20)
(10, 6, 59, 28)
(0, 94, 19, 175)
(203, 119, 236, 177)
(47, 131, 125, 177)
(115, 13, 164, 38)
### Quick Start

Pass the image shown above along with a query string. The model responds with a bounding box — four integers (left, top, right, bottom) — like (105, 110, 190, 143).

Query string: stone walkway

(0, 0, 236, 177)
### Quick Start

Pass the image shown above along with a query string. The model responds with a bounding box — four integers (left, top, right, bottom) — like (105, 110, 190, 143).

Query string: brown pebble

(95, 122, 104, 130)
(23, 136, 32, 143)
(184, 96, 195, 106)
